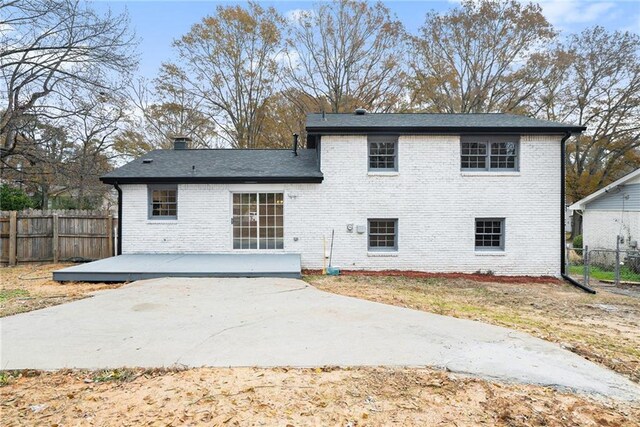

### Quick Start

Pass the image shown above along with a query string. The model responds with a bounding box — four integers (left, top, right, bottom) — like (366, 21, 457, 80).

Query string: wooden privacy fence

(0, 210, 117, 265)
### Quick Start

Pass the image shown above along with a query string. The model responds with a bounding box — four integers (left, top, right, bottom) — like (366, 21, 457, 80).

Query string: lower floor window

(148, 185, 177, 219)
(368, 219, 398, 251)
(233, 193, 283, 249)
(475, 218, 505, 250)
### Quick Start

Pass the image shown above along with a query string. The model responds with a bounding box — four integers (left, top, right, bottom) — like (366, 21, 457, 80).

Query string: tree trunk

(570, 212, 583, 239)
(39, 181, 50, 210)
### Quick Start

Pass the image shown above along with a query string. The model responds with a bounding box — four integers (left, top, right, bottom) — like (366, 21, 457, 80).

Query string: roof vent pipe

(293, 133, 299, 156)
(322, 110, 326, 121)
(173, 136, 191, 150)
(354, 108, 367, 115)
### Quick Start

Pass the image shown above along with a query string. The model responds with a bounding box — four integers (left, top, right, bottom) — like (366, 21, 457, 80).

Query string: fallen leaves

(4, 366, 636, 426)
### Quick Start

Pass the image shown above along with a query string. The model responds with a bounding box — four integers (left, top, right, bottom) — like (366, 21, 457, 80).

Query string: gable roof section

(306, 113, 585, 134)
(101, 149, 323, 184)
(569, 168, 640, 210)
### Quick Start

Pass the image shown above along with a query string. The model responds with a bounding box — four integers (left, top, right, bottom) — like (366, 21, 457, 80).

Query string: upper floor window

(368, 135, 398, 171)
(461, 136, 519, 171)
(148, 185, 178, 219)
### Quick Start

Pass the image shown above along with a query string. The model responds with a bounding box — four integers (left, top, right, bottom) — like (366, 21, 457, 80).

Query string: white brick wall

(121, 133, 563, 275)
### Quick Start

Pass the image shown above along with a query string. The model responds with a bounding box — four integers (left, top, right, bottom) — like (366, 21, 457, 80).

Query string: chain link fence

(566, 237, 640, 287)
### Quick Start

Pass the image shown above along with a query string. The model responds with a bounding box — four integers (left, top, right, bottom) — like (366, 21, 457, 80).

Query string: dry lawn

(0, 264, 119, 317)
(306, 275, 640, 384)
(2, 367, 639, 426)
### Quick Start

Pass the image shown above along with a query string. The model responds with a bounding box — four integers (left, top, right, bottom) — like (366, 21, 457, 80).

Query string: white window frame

(231, 192, 284, 251)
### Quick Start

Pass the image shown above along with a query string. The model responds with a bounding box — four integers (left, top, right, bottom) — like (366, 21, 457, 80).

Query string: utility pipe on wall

(114, 182, 122, 256)
(559, 132, 596, 294)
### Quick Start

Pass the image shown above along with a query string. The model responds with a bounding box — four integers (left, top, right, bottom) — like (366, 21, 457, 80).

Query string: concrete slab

(1, 277, 639, 401)
(52, 254, 301, 282)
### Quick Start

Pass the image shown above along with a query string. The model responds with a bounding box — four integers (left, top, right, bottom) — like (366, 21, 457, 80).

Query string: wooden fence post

(8, 211, 17, 266)
(52, 213, 59, 263)
(107, 214, 113, 257)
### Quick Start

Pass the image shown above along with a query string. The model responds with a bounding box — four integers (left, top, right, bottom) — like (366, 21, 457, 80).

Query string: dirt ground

(2, 367, 639, 426)
(0, 264, 119, 317)
(306, 274, 640, 384)
(2, 265, 640, 425)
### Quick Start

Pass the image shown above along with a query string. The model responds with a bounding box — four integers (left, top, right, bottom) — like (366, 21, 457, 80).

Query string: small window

(148, 185, 177, 219)
(369, 136, 398, 171)
(475, 218, 505, 250)
(368, 219, 398, 251)
(461, 137, 519, 171)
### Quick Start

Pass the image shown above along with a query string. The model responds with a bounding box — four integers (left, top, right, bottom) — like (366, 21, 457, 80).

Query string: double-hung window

(148, 185, 178, 219)
(368, 136, 398, 171)
(461, 136, 519, 171)
(368, 219, 398, 251)
(475, 218, 505, 251)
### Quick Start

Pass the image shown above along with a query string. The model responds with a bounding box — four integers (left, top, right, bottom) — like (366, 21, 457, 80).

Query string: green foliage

(0, 371, 19, 387)
(50, 196, 79, 210)
(50, 195, 101, 210)
(91, 369, 138, 383)
(572, 235, 583, 249)
(569, 265, 640, 283)
(0, 184, 35, 211)
(0, 289, 30, 303)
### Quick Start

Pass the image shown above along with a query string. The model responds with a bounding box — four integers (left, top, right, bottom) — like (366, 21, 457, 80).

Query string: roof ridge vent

(354, 108, 367, 115)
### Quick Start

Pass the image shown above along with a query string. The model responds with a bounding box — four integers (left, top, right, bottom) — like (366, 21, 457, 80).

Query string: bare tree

(258, 89, 328, 148)
(1, 119, 70, 208)
(1, 88, 126, 208)
(284, 0, 406, 114)
(120, 68, 220, 157)
(409, 0, 556, 113)
(63, 90, 126, 208)
(539, 27, 640, 234)
(0, 0, 137, 158)
(168, 2, 286, 148)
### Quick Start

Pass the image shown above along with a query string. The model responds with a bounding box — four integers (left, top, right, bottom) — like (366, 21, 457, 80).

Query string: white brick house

(101, 112, 585, 276)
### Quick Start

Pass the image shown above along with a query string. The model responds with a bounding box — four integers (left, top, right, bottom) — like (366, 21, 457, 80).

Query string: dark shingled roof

(306, 113, 586, 133)
(101, 149, 323, 184)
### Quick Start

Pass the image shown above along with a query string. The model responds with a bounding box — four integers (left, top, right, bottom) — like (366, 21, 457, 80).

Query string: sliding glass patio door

(232, 193, 283, 250)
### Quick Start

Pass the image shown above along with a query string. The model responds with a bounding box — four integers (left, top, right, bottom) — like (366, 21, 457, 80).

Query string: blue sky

(90, 0, 640, 79)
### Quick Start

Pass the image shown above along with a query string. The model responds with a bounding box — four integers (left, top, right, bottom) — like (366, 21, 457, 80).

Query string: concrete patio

(2, 277, 639, 401)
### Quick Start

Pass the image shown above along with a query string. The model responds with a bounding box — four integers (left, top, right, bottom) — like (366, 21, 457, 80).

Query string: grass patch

(569, 265, 640, 282)
(91, 368, 139, 383)
(0, 371, 18, 387)
(0, 264, 119, 317)
(0, 288, 29, 302)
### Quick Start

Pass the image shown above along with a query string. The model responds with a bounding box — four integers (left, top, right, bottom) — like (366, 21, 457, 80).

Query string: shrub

(572, 234, 583, 249)
(0, 184, 35, 211)
(628, 251, 640, 275)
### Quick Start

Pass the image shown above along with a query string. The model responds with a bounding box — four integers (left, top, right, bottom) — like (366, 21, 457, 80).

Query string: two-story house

(97, 111, 585, 277)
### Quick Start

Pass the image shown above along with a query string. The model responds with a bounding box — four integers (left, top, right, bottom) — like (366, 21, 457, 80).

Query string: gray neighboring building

(569, 168, 640, 251)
